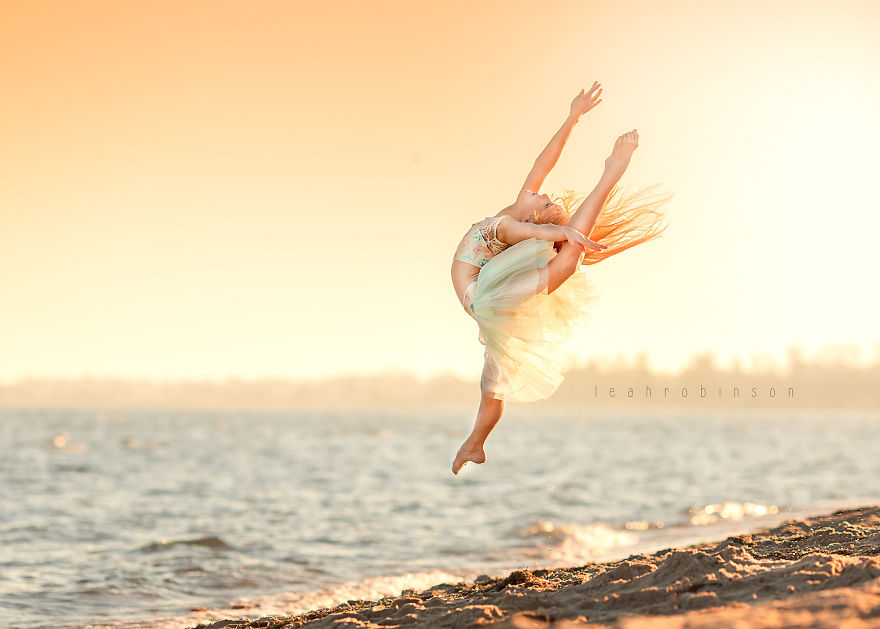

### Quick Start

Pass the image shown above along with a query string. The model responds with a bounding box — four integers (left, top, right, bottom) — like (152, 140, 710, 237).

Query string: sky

(1, 0, 879, 383)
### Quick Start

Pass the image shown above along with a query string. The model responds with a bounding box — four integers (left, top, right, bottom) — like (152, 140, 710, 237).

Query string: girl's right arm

(497, 217, 607, 252)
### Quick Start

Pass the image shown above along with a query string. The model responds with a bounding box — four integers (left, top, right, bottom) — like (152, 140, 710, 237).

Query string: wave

(136, 536, 235, 553)
(507, 501, 786, 567)
(512, 519, 640, 563)
(687, 501, 780, 526)
(79, 569, 474, 629)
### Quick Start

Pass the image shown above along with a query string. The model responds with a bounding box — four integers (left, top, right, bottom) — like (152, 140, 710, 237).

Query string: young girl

(450, 81, 673, 474)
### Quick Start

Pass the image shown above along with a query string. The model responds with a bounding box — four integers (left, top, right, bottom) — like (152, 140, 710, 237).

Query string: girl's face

(520, 189, 562, 223)
(521, 189, 553, 214)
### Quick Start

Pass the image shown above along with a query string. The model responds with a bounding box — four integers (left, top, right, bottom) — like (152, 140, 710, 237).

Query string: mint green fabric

(469, 237, 594, 402)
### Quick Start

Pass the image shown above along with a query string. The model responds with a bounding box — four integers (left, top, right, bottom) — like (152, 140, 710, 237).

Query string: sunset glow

(2, 0, 878, 382)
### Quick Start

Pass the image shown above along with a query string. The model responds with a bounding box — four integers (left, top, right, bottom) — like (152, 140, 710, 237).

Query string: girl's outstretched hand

(569, 81, 603, 119)
(563, 226, 607, 251)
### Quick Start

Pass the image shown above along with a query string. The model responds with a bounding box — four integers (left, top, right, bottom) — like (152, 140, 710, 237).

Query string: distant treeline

(1, 346, 877, 410)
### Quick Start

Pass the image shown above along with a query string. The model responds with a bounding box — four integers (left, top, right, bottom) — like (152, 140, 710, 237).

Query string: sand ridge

(190, 506, 880, 628)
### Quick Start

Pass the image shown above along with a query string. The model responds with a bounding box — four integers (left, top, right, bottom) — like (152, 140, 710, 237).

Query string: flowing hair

(540, 183, 673, 265)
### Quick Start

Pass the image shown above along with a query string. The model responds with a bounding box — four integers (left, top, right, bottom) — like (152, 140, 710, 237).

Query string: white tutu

(468, 238, 594, 402)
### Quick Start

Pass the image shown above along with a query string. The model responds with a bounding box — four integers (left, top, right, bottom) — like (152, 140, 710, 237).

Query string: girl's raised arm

(518, 82, 603, 196)
(497, 216, 606, 251)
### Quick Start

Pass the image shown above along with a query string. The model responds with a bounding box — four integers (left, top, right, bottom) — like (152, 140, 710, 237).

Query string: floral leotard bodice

(452, 215, 510, 268)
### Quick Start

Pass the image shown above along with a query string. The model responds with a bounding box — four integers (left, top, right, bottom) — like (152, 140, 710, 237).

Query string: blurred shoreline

(2, 347, 879, 410)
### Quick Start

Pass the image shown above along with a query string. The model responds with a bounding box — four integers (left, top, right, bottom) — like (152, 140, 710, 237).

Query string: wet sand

(184, 505, 880, 628)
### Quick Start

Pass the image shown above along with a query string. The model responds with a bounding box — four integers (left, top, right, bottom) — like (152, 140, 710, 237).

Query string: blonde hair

(536, 183, 673, 265)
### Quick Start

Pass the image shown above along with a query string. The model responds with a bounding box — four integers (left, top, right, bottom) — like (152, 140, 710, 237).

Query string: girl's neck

(495, 202, 528, 221)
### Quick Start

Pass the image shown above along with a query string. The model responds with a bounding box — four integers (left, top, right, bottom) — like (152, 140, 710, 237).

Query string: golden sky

(2, 0, 879, 382)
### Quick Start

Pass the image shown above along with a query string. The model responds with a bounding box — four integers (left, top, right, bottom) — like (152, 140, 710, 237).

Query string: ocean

(1, 406, 878, 628)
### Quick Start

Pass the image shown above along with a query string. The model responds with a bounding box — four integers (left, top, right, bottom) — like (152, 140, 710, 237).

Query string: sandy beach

(185, 505, 880, 629)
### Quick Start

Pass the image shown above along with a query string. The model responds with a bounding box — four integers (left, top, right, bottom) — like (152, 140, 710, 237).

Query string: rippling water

(1, 407, 878, 628)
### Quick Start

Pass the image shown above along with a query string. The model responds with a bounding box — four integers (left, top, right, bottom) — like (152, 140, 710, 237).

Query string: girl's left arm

(519, 82, 603, 194)
(497, 217, 606, 251)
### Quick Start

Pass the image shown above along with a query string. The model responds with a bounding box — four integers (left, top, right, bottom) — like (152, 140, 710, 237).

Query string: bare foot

(451, 440, 487, 475)
(604, 129, 639, 178)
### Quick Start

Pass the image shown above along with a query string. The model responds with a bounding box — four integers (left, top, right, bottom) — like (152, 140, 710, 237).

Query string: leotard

(452, 216, 510, 268)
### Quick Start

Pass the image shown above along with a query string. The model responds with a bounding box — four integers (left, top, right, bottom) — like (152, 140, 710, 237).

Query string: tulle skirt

(465, 238, 595, 403)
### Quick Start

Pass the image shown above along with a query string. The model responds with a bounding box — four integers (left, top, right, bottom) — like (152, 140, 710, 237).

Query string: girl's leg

(451, 390, 504, 475)
(545, 130, 639, 294)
